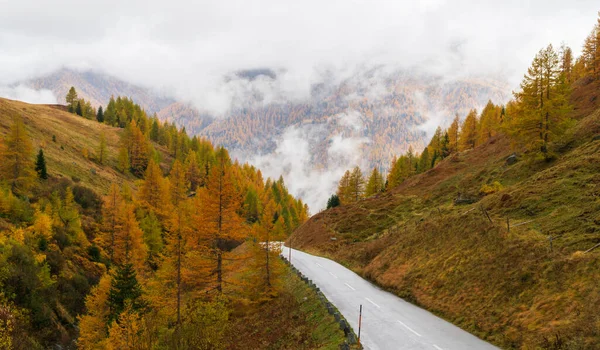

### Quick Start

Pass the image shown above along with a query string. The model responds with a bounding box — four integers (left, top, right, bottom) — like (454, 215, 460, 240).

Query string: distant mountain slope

(25, 68, 174, 114)
(21, 68, 509, 209)
(203, 70, 509, 171)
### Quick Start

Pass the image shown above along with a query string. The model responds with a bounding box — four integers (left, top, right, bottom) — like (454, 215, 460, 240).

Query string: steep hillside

(290, 107, 600, 348)
(0, 98, 148, 195)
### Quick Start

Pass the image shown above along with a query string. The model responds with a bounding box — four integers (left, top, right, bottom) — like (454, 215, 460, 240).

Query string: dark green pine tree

(75, 101, 83, 116)
(441, 132, 450, 158)
(35, 149, 48, 179)
(326, 194, 340, 209)
(107, 263, 146, 324)
(96, 106, 104, 123)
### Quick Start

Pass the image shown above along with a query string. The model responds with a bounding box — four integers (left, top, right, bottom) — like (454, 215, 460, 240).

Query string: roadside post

(358, 304, 362, 345)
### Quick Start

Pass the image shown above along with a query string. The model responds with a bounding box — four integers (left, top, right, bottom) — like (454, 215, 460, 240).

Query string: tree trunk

(217, 250, 223, 293)
(266, 234, 271, 287)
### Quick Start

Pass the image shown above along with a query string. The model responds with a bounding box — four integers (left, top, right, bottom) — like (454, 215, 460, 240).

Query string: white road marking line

(329, 272, 338, 279)
(365, 298, 380, 308)
(344, 283, 356, 291)
(433, 345, 444, 350)
(397, 320, 422, 337)
(315, 263, 323, 267)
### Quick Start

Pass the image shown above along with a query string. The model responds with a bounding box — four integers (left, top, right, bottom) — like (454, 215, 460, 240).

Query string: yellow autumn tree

(365, 167, 384, 197)
(100, 184, 123, 264)
(113, 202, 147, 272)
(459, 109, 479, 151)
(251, 199, 285, 293)
(510, 44, 572, 160)
(0, 114, 35, 194)
(447, 114, 460, 154)
(348, 166, 365, 202)
(78, 274, 112, 350)
(336, 170, 352, 204)
(196, 147, 244, 293)
(165, 159, 192, 328)
(138, 159, 170, 216)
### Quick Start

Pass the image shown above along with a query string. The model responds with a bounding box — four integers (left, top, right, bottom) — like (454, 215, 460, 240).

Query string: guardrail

(281, 257, 361, 350)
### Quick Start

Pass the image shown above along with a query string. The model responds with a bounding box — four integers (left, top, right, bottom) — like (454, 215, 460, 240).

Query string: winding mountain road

(282, 246, 498, 350)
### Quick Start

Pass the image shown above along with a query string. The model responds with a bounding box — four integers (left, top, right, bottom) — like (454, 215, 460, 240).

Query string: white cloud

(1, 1, 598, 114)
(247, 122, 370, 212)
(0, 85, 57, 104)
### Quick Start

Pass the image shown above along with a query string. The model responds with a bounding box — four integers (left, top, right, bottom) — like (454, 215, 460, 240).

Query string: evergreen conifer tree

(107, 263, 145, 325)
(35, 149, 47, 179)
(326, 194, 340, 209)
(97, 106, 104, 123)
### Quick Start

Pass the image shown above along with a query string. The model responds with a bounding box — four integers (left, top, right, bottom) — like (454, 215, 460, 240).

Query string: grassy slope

(0, 97, 145, 195)
(291, 107, 600, 348)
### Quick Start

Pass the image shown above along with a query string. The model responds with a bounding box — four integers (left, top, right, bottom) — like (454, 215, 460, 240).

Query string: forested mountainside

(291, 14, 600, 350)
(24, 68, 508, 172)
(0, 96, 347, 349)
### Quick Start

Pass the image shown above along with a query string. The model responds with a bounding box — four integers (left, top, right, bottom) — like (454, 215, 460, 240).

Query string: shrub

(480, 181, 503, 195)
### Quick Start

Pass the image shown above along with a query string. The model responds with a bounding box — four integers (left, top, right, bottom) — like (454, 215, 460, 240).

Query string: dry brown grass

(290, 109, 600, 349)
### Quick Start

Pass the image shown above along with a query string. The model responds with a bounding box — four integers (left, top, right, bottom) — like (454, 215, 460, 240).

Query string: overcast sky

(1, 0, 598, 110)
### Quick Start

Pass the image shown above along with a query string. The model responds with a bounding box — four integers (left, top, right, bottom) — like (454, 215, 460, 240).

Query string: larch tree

(54, 187, 86, 245)
(253, 199, 284, 291)
(0, 115, 34, 194)
(582, 21, 599, 76)
(418, 147, 430, 173)
(365, 167, 384, 197)
(113, 202, 147, 272)
(459, 109, 479, 151)
(560, 43, 574, 84)
(166, 159, 191, 329)
(512, 44, 572, 159)
(243, 186, 260, 224)
(138, 159, 170, 216)
(78, 274, 112, 349)
(65, 87, 78, 112)
(184, 152, 201, 191)
(348, 166, 366, 202)
(478, 101, 501, 145)
(128, 120, 150, 177)
(336, 170, 352, 204)
(197, 147, 243, 293)
(447, 114, 460, 154)
(406, 146, 416, 175)
(387, 155, 409, 190)
(101, 184, 123, 265)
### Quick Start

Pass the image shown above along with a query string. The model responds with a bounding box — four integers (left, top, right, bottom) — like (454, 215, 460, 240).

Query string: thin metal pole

(358, 304, 362, 345)
(288, 236, 292, 262)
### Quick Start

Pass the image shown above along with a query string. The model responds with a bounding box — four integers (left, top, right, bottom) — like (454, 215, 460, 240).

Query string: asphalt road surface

(282, 246, 499, 350)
